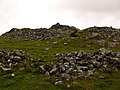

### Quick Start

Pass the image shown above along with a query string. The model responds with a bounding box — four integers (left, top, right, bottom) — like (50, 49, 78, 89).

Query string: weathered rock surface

(40, 48, 120, 84)
(0, 50, 32, 72)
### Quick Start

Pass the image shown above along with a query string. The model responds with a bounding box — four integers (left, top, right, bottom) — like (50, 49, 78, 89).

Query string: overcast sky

(0, 0, 120, 35)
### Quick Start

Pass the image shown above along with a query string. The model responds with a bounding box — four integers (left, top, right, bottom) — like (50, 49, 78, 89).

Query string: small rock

(39, 65, 45, 72)
(97, 40, 106, 46)
(1, 67, 11, 71)
(99, 48, 111, 55)
(67, 84, 70, 88)
(13, 56, 21, 61)
(45, 71, 50, 75)
(53, 42, 58, 44)
(64, 43, 68, 45)
(8, 59, 11, 62)
(50, 68, 57, 74)
(55, 81, 62, 85)
(11, 73, 15, 77)
(19, 67, 25, 70)
(116, 52, 120, 58)
(98, 75, 105, 79)
(45, 48, 49, 51)
(87, 70, 94, 76)
(107, 42, 118, 48)
(32, 75, 35, 78)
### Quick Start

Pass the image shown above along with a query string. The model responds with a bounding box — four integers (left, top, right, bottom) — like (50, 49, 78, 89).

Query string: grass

(0, 36, 120, 90)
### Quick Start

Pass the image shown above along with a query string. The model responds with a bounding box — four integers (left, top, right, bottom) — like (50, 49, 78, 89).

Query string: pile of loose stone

(1, 28, 63, 40)
(84, 26, 120, 40)
(40, 48, 120, 84)
(0, 50, 32, 72)
(82, 26, 120, 48)
(97, 40, 119, 48)
(1, 23, 79, 40)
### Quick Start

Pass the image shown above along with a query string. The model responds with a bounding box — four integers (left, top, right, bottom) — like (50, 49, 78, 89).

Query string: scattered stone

(40, 48, 120, 84)
(1, 67, 11, 71)
(45, 71, 50, 75)
(97, 40, 106, 47)
(55, 81, 62, 85)
(89, 33, 103, 40)
(64, 43, 68, 45)
(69, 30, 78, 37)
(46, 42, 50, 44)
(67, 84, 70, 88)
(39, 65, 45, 72)
(11, 73, 15, 77)
(107, 42, 118, 48)
(84, 26, 120, 40)
(99, 48, 111, 55)
(19, 67, 25, 71)
(53, 42, 58, 44)
(32, 75, 35, 78)
(1, 23, 79, 40)
(113, 40, 118, 42)
(45, 48, 49, 51)
(97, 40, 118, 48)
(98, 75, 105, 79)
(0, 50, 32, 72)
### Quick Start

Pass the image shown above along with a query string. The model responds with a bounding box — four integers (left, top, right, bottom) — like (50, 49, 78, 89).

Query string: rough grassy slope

(0, 25, 120, 90)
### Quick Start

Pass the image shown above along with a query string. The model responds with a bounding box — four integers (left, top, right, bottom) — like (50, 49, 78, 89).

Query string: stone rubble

(44, 48, 49, 51)
(40, 48, 120, 84)
(84, 26, 120, 40)
(97, 40, 118, 48)
(88, 33, 103, 40)
(11, 73, 15, 77)
(0, 50, 32, 72)
(1, 28, 63, 40)
(1, 23, 79, 40)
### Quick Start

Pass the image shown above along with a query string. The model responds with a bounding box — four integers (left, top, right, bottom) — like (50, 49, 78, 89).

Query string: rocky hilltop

(0, 24, 120, 89)
(76, 26, 120, 48)
(1, 24, 120, 42)
(84, 26, 120, 40)
(1, 23, 79, 40)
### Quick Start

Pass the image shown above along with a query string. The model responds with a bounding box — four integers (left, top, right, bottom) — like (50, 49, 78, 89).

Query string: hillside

(0, 24, 120, 90)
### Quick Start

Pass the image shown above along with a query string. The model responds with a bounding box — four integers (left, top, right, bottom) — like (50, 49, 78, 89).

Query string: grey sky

(55, 0, 120, 12)
(0, 0, 120, 35)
